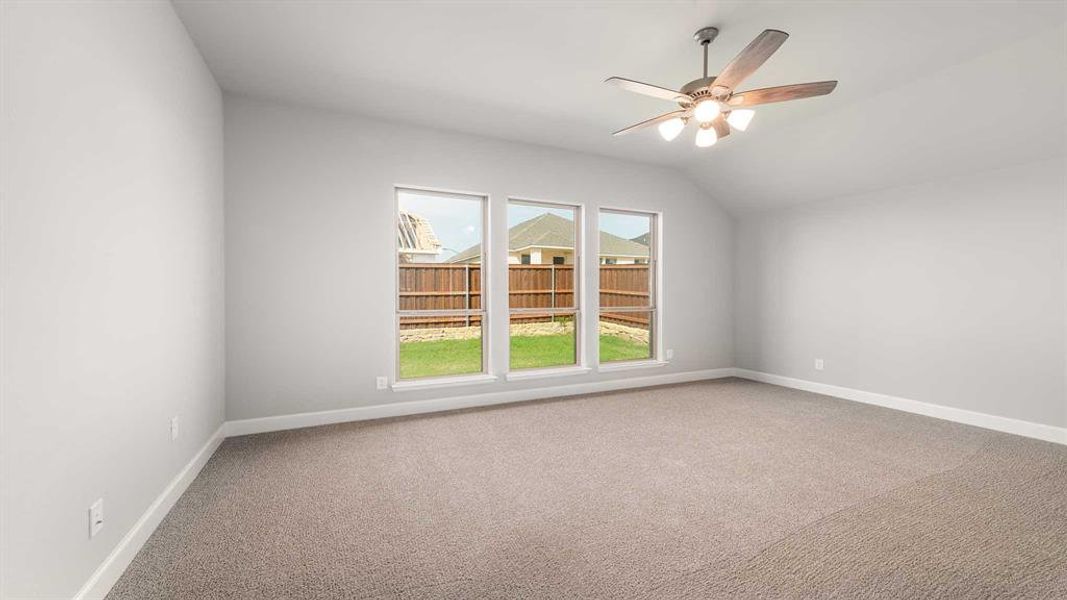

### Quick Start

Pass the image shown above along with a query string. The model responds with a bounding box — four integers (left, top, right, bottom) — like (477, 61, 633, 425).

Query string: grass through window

(509, 333, 575, 370)
(398, 333, 649, 379)
(398, 336, 482, 380)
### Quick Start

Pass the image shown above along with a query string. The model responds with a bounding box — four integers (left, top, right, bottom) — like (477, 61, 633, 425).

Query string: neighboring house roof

(448, 213, 648, 263)
(600, 225, 650, 257)
(397, 211, 441, 255)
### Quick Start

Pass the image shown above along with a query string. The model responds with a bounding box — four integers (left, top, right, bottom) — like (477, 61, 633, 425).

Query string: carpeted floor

(108, 378, 1067, 599)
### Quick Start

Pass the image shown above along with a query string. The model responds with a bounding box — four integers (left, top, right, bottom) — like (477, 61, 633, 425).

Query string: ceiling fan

(606, 27, 837, 147)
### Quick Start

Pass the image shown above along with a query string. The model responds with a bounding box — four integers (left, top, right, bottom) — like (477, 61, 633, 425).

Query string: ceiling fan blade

(714, 29, 789, 91)
(605, 77, 689, 103)
(728, 81, 838, 107)
(612, 110, 687, 136)
(711, 114, 730, 139)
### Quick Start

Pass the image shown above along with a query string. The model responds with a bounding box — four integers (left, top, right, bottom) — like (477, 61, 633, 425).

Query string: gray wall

(2, 5, 1058, 596)
(0, 2, 225, 597)
(734, 159, 1066, 428)
(224, 95, 734, 421)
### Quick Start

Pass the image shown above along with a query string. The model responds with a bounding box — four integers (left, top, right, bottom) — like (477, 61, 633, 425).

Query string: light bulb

(695, 126, 717, 147)
(726, 109, 755, 131)
(693, 99, 721, 123)
(657, 117, 685, 141)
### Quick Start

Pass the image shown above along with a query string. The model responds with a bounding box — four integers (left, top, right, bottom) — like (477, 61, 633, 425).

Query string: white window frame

(595, 207, 664, 370)
(393, 186, 494, 387)
(505, 197, 588, 379)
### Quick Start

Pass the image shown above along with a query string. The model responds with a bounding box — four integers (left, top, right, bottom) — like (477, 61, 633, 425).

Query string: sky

(398, 191, 482, 262)
(598, 212, 651, 241)
(507, 203, 572, 227)
(399, 191, 650, 262)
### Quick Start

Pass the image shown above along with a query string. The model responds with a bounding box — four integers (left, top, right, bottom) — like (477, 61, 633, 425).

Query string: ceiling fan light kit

(694, 124, 718, 148)
(657, 117, 686, 141)
(726, 109, 755, 131)
(693, 99, 721, 123)
(606, 26, 838, 148)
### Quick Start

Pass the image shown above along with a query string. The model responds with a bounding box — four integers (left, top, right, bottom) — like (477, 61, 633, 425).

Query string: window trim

(596, 360, 667, 373)
(391, 373, 498, 391)
(506, 196, 585, 374)
(505, 365, 591, 382)
(595, 206, 662, 366)
(394, 185, 492, 382)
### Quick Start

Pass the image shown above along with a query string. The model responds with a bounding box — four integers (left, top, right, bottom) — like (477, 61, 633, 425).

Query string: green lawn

(597, 334, 652, 363)
(398, 333, 650, 380)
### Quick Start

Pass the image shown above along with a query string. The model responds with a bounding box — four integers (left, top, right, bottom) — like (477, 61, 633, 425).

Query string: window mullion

(595, 306, 654, 313)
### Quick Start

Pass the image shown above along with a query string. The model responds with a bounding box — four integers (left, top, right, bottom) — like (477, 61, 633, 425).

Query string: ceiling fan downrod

(681, 26, 723, 98)
(694, 26, 719, 79)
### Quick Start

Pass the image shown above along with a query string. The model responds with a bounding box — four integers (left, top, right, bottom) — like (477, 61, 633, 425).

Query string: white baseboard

(733, 369, 1067, 446)
(73, 424, 226, 600)
(225, 368, 736, 437)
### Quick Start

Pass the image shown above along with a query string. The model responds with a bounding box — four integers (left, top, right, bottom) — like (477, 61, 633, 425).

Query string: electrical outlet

(170, 416, 179, 441)
(665, 348, 674, 360)
(376, 376, 388, 390)
(89, 498, 104, 538)
(814, 358, 825, 371)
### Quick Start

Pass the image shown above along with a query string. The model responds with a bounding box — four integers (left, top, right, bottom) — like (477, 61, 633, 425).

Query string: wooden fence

(398, 264, 650, 329)
(597, 264, 651, 328)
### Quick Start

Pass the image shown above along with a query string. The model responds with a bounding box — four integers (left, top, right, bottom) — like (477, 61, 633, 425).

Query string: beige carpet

(108, 378, 1067, 599)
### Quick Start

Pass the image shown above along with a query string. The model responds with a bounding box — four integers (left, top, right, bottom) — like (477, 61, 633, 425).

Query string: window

(598, 209, 656, 363)
(395, 188, 487, 380)
(508, 199, 580, 371)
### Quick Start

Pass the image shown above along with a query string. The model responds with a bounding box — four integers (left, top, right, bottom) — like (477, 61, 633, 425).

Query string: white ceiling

(173, 1, 1067, 213)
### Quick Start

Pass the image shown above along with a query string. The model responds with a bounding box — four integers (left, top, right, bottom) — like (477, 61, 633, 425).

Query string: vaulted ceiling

(173, 1, 1066, 214)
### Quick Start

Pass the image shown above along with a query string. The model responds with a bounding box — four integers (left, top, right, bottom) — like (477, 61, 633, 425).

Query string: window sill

(391, 373, 497, 392)
(505, 365, 592, 382)
(597, 359, 669, 373)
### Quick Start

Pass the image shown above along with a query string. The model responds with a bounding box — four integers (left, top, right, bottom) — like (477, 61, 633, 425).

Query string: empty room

(2, 0, 1065, 598)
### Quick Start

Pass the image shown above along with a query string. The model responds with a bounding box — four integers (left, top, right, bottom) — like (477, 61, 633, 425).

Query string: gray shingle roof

(447, 213, 648, 263)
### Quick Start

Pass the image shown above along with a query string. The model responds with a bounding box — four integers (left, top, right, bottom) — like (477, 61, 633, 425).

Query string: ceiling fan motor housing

(680, 77, 718, 97)
(680, 77, 733, 111)
(682, 77, 725, 98)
